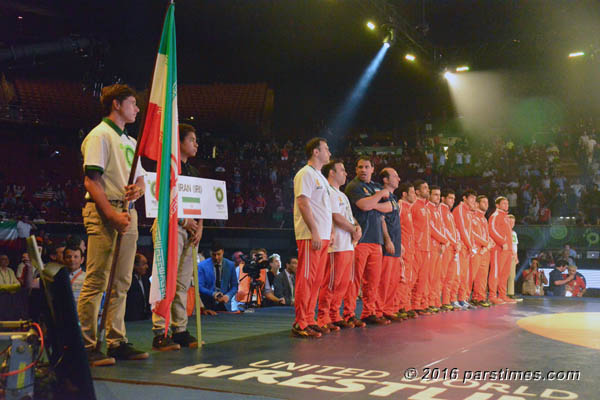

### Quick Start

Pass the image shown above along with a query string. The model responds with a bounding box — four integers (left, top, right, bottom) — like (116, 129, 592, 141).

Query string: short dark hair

(322, 159, 342, 179)
(462, 189, 477, 199)
(305, 137, 326, 158)
(356, 156, 372, 166)
(100, 84, 136, 116)
(397, 182, 413, 197)
(211, 242, 225, 253)
(134, 253, 146, 266)
(179, 123, 196, 142)
(413, 179, 427, 191)
(430, 185, 441, 192)
(285, 256, 298, 266)
(476, 195, 488, 203)
(250, 248, 268, 257)
(495, 196, 508, 205)
(64, 245, 83, 257)
(442, 188, 455, 198)
(556, 259, 568, 267)
(48, 241, 66, 256)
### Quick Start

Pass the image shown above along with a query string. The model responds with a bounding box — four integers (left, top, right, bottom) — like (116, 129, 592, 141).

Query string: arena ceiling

(2, 0, 600, 129)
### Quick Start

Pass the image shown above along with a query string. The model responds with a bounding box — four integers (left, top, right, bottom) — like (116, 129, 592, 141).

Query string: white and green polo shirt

(81, 117, 145, 201)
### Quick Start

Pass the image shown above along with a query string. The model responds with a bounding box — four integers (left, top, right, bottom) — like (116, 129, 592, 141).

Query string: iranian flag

(137, 3, 180, 330)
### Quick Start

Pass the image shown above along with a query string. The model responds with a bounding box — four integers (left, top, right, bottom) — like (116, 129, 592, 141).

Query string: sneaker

(441, 304, 454, 311)
(459, 301, 472, 309)
(508, 294, 523, 302)
(398, 311, 409, 319)
(107, 343, 149, 361)
(172, 330, 199, 348)
(469, 300, 480, 308)
(428, 306, 440, 313)
(333, 320, 354, 329)
(309, 324, 330, 334)
(291, 324, 321, 338)
(406, 310, 418, 318)
(152, 335, 181, 352)
(479, 300, 491, 307)
(416, 309, 431, 316)
(362, 315, 390, 325)
(500, 297, 517, 304)
(384, 313, 401, 322)
(347, 316, 366, 328)
(489, 297, 503, 305)
(325, 322, 341, 331)
(86, 349, 116, 367)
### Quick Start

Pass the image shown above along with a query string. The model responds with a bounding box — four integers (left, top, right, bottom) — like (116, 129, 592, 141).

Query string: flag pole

(95, 3, 172, 353)
(192, 246, 203, 348)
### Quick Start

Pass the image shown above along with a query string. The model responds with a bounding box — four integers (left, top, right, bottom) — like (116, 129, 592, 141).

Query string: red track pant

(440, 246, 457, 305)
(472, 251, 490, 301)
(317, 250, 353, 326)
(489, 249, 512, 300)
(412, 250, 431, 310)
(295, 239, 329, 329)
(428, 246, 443, 308)
(456, 249, 471, 302)
(396, 251, 414, 311)
(379, 256, 402, 317)
(343, 243, 382, 320)
(467, 253, 481, 299)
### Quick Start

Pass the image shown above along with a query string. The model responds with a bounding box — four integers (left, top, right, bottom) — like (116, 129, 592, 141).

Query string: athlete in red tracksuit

(452, 189, 478, 309)
(377, 168, 403, 321)
(411, 180, 433, 315)
(472, 195, 493, 307)
(292, 138, 332, 338)
(344, 157, 393, 326)
(396, 182, 416, 318)
(488, 196, 516, 304)
(426, 186, 449, 310)
(440, 189, 461, 310)
(468, 209, 489, 303)
(317, 160, 362, 330)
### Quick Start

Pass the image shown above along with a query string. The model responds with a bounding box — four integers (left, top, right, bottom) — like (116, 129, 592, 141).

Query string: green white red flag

(137, 3, 180, 330)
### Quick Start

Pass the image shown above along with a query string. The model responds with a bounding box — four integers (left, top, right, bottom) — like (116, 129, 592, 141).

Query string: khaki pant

(152, 224, 197, 335)
(507, 257, 517, 296)
(78, 202, 138, 350)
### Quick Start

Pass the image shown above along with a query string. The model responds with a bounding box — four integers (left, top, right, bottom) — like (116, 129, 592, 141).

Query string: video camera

(242, 252, 270, 280)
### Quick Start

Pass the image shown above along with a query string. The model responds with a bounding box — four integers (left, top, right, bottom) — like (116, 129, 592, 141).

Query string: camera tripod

(240, 275, 264, 309)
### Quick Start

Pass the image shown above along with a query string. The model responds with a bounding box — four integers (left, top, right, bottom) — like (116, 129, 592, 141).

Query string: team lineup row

(291, 137, 517, 338)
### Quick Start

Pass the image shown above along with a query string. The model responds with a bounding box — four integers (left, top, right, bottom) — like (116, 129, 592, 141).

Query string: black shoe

(86, 349, 116, 367)
(291, 324, 321, 338)
(347, 316, 366, 328)
(362, 315, 390, 325)
(152, 335, 181, 352)
(172, 330, 199, 348)
(107, 342, 149, 361)
(333, 320, 354, 329)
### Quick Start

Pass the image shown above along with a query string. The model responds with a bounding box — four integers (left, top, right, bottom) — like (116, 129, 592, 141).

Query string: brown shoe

(333, 319, 354, 329)
(309, 324, 330, 334)
(347, 316, 366, 328)
(325, 323, 341, 331)
(362, 315, 391, 325)
(291, 324, 321, 338)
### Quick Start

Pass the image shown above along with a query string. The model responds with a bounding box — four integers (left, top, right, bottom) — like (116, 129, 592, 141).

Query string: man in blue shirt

(197, 242, 238, 311)
(549, 259, 574, 297)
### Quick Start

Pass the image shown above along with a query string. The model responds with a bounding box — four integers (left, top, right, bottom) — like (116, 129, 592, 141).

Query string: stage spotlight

(366, 21, 376, 31)
(568, 51, 585, 58)
(443, 71, 452, 80)
(405, 54, 416, 62)
(383, 28, 396, 47)
(456, 66, 470, 72)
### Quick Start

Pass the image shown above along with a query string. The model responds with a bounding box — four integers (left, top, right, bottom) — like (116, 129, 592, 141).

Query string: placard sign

(144, 172, 228, 219)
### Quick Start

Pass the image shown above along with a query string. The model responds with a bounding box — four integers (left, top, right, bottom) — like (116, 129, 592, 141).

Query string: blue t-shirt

(345, 177, 383, 245)
(549, 269, 566, 296)
(382, 193, 402, 257)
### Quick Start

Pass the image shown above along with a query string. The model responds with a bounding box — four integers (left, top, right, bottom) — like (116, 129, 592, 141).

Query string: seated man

(548, 259, 573, 296)
(125, 254, 151, 321)
(237, 248, 285, 309)
(64, 245, 86, 302)
(198, 242, 238, 311)
(273, 256, 297, 306)
(565, 265, 586, 297)
(0, 254, 20, 291)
